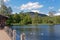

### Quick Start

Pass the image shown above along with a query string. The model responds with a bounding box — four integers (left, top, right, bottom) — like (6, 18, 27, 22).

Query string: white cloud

(4, 0, 10, 2)
(31, 10, 40, 13)
(20, 2, 43, 10)
(0, 5, 1, 7)
(54, 13, 60, 16)
(49, 6, 54, 10)
(55, 9, 60, 16)
(58, 9, 60, 12)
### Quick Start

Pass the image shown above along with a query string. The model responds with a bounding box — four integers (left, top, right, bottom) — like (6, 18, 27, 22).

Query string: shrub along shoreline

(6, 12, 60, 26)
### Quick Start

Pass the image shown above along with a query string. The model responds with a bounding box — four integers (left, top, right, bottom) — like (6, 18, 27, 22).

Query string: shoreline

(11, 23, 60, 26)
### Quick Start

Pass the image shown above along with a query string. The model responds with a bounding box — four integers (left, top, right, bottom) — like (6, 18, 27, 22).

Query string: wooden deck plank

(0, 30, 11, 40)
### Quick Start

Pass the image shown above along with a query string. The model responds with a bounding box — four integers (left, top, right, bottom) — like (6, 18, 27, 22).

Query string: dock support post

(12, 30, 16, 40)
(20, 33, 26, 40)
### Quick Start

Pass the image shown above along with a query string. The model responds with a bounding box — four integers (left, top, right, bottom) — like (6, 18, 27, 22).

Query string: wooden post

(9, 28, 12, 38)
(12, 30, 16, 40)
(20, 33, 26, 40)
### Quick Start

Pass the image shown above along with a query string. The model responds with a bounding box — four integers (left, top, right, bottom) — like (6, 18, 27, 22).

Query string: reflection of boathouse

(0, 15, 8, 29)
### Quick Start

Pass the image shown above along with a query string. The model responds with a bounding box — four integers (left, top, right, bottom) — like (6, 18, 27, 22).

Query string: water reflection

(11, 25, 60, 40)
(49, 25, 55, 40)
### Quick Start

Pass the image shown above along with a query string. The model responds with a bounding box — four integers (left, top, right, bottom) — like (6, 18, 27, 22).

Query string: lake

(11, 24, 60, 40)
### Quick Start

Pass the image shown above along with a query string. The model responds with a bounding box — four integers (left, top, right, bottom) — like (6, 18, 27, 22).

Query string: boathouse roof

(0, 14, 9, 19)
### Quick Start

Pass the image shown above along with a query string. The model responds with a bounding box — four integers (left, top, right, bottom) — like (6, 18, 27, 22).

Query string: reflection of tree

(49, 25, 55, 40)
(31, 26, 37, 40)
(31, 25, 40, 40)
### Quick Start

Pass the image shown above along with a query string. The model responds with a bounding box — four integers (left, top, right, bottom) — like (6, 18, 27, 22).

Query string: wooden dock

(0, 30, 11, 40)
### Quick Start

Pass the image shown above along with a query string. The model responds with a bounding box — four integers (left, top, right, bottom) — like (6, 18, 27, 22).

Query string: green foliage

(53, 16, 60, 24)
(6, 15, 13, 26)
(0, 4, 12, 26)
(13, 13, 20, 23)
(0, 5, 12, 15)
(20, 13, 32, 25)
(32, 13, 42, 25)
(42, 17, 49, 24)
(1, 4, 60, 26)
(6, 12, 60, 26)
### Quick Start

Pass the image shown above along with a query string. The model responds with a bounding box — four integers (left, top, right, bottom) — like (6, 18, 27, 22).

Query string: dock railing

(4, 26, 17, 40)
(4, 26, 13, 40)
(4, 26, 25, 40)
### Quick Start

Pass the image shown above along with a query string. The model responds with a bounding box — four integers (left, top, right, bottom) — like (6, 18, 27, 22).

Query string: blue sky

(4, 0, 60, 15)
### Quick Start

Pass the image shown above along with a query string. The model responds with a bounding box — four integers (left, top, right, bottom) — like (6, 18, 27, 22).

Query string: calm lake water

(11, 24, 60, 40)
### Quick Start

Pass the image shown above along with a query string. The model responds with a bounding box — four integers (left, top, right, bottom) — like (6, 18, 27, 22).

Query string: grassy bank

(12, 23, 56, 26)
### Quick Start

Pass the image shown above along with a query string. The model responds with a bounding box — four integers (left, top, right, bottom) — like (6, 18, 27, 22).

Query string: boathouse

(0, 15, 8, 29)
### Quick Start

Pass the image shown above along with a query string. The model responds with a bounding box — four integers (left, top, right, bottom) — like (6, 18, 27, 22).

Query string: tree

(48, 11, 56, 17)
(13, 13, 20, 23)
(32, 13, 42, 24)
(20, 13, 32, 25)
(7, 7, 12, 15)
(54, 16, 60, 24)
(0, 5, 12, 15)
(6, 15, 13, 26)
(0, 5, 8, 15)
(19, 12, 25, 20)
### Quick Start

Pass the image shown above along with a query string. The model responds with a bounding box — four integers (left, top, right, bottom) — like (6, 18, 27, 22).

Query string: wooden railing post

(12, 30, 16, 40)
(4, 26, 12, 40)
(20, 33, 26, 40)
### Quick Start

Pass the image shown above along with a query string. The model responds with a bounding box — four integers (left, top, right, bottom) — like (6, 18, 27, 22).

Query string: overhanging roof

(0, 14, 9, 19)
